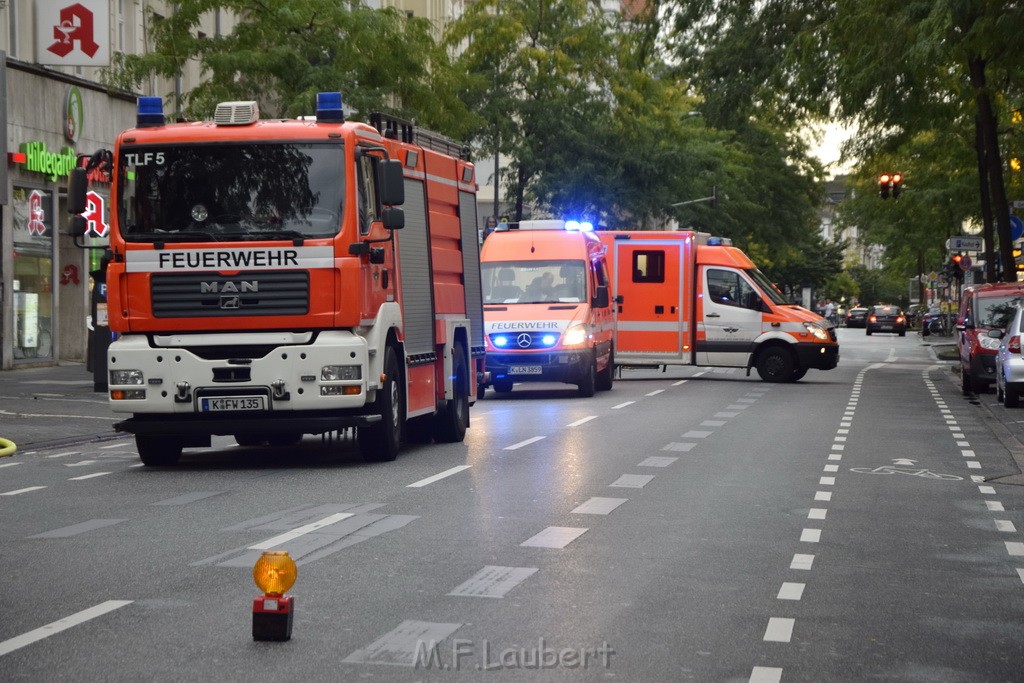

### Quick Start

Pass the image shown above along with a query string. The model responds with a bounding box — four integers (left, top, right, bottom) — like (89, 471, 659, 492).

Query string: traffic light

(879, 174, 891, 199)
(891, 173, 902, 199)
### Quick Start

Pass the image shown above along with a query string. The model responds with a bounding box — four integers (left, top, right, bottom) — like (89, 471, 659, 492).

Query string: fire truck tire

(577, 357, 597, 397)
(433, 342, 470, 443)
(234, 434, 267, 447)
(596, 349, 614, 391)
(755, 347, 795, 383)
(493, 378, 514, 393)
(358, 346, 404, 462)
(790, 368, 808, 382)
(136, 435, 182, 467)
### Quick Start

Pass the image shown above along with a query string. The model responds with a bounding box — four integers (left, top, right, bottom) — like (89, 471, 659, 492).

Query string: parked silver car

(995, 305, 1024, 407)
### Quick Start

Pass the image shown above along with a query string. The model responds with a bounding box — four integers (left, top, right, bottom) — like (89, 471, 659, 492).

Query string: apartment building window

(8, 0, 18, 59)
(117, 0, 125, 51)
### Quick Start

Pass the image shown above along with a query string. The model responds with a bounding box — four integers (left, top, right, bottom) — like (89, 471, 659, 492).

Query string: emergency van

(598, 230, 838, 382)
(479, 220, 614, 396)
(68, 93, 484, 466)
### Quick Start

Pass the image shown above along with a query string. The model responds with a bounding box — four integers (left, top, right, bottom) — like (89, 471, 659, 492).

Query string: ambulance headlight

(321, 365, 361, 381)
(803, 323, 830, 341)
(492, 335, 511, 348)
(110, 369, 145, 385)
(541, 334, 558, 346)
(562, 325, 588, 346)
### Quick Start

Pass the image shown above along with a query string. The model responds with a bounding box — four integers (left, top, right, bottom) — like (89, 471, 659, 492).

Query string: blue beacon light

(136, 97, 165, 127)
(316, 92, 345, 122)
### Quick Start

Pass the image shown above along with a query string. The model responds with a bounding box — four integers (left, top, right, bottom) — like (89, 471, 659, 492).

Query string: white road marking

(609, 474, 655, 488)
(638, 456, 677, 467)
(1, 486, 46, 496)
(808, 508, 827, 520)
(99, 442, 130, 449)
(823, 465, 839, 473)
(342, 620, 462, 666)
(611, 401, 635, 409)
(814, 491, 832, 501)
(701, 420, 727, 427)
(966, 461, 981, 469)
(961, 450, 975, 457)
(406, 465, 471, 488)
(979, 485, 996, 494)
(763, 617, 795, 642)
(714, 412, 739, 418)
(662, 442, 696, 452)
(248, 512, 355, 550)
(45, 451, 79, 458)
(572, 497, 628, 515)
(672, 380, 688, 386)
(447, 566, 538, 598)
(29, 519, 126, 539)
(834, 436, 847, 442)
(957, 441, 970, 447)
(790, 554, 814, 570)
(0, 409, 114, 421)
(645, 390, 665, 397)
(986, 501, 1005, 512)
(726, 404, 750, 410)
(800, 529, 821, 543)
(830, 444, 845, 451)
(820, 477, 835, 485)
(504, 436, 546, 450)
(0, 462, 22, 469)
(65, 460, 97, 467)
(1006, 542, 1024, 556)
(68, 472, 111, 481)
(0, 600, 132, 657)
(827, 453, 842, 461)
(682, 430, 712, 439)
(777, 582, 805, 600)
(996, 520, 1017, 533)
(953, 432, 965, 439)
(567, 416, 598, 427)
(1017, 568, 1024, 584)
(749, 666, 783, 683)
(520, 526, 588, 549)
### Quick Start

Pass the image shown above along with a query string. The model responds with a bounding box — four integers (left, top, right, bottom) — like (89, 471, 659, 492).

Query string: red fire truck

(69, 93, 484, 466)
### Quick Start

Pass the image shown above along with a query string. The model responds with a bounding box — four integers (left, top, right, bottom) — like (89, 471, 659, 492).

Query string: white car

(995, 304, 1024, 407)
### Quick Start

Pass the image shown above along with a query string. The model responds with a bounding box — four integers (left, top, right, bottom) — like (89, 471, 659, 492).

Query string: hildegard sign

(12, 141, 78, 181)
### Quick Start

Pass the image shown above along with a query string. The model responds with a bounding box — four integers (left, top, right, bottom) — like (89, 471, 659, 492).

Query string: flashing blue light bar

(136, 97, 165, 127)
(493, 335, 510, 348)
(316, 92, 345, 123)
(706, 236, 725, 246)
(564, 220, 594, 232)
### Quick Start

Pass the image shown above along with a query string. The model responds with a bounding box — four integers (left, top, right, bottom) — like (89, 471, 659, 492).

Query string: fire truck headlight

(803, 323, 830, 342)
(321, 365, 361, 381)
(110, 369, 144, 385)
(562, 325, 588, 346)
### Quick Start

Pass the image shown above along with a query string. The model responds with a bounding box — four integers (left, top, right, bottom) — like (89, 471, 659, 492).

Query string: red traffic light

(880, 174, 891, 184)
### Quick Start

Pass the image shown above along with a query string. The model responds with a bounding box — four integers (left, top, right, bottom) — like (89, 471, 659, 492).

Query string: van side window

(707, 269, 762, 311)
(357, 155, 379, 235)
(632, 251, 664, 283)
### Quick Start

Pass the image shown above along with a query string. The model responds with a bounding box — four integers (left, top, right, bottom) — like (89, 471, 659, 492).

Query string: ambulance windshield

(482, 260, 587, 304)
(747, 268, 789, 305)
(118, 142, 344, 242)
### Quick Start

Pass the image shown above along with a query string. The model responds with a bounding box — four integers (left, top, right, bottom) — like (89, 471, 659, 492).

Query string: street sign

(946, 236, 983, 251)
(1011, 215, 1024, 242)
(1012, 200, 1024, 209)
(960, 254, 972, 270)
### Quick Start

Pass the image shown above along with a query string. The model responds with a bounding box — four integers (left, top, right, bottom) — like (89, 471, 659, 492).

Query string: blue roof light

(564, 220, 594, 232)
(707, 236, 724, 246)
(316, 92, 345, 123)
(136, 97, 165, 127)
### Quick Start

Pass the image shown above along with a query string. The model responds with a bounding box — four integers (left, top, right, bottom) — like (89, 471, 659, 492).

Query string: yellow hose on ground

(0, 437, 16, 458)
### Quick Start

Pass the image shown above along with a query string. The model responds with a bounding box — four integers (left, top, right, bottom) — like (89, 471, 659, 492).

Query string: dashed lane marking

(0, 600, 133, 658)
(407, 465, 471, 488)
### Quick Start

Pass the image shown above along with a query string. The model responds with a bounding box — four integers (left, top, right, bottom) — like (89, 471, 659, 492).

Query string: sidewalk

(0, 363, 124, 452)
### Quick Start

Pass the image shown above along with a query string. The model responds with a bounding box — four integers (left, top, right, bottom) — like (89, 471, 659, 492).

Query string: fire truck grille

(150, 271, 309, 318)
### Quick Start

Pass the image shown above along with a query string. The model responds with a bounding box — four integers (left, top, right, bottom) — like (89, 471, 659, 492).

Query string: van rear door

(610, 239, 687, 363)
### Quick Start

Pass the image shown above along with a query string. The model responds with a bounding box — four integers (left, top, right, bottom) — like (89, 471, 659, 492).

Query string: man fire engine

(69, 93, 484, 466)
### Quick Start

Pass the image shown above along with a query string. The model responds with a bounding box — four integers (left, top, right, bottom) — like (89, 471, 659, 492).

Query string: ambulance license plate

(201, 396, 266, 412)
(509, 365, 543, 375)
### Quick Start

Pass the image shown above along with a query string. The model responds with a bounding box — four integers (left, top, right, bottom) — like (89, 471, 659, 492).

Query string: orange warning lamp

(252, 551, 297, 641)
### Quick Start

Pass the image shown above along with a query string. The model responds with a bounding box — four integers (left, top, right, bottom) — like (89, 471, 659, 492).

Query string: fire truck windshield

(118, 142, 344, 242)
(482, 260, 587, 304)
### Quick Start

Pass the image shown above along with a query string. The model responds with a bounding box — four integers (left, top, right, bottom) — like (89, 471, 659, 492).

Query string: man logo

(200, 281, 258, 293)
(220, 296, 241, 310)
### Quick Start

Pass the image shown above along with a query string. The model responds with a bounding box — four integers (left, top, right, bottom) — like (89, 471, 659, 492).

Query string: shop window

(11, 187, 55, 360)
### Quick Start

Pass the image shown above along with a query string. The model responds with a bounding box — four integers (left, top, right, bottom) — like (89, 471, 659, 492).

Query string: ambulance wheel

(790, 368, 807, 382)
(493, 378, 514, 393)
(596, 350, 614, 391)
(358, 345, 403, 462)
(434, 342, 470, 443)
(756, 347, 795, 383)
(136, 435, 182, 467)
(578, 359, 597, 397)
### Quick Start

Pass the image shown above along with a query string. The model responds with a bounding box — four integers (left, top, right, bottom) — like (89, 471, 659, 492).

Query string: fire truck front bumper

(486, 350, 594, 385)
(795, 342, 840, 371)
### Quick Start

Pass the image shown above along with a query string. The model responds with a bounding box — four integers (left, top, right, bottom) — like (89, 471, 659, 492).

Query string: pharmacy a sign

(35, 1, 110, 66)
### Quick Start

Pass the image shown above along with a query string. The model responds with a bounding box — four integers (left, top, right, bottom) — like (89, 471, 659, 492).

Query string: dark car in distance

(845, 307, 869, 328)
(866, 305, 906, 336)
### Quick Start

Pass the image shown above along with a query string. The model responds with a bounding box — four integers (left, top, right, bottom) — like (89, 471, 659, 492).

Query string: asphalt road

(2, 329, 1024, 681)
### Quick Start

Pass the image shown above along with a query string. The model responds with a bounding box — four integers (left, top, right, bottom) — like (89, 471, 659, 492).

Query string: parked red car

(957, 283, 1024, 394)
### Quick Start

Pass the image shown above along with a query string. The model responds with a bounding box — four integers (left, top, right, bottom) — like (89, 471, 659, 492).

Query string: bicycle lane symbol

(850, 459, 963, 481)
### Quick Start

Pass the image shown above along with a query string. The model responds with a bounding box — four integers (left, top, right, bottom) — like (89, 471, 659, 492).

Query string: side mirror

(593, 285, 610, 309)
(377, 159, 405, 206)
(68, 167, 88, 214)
(68, 214, 87, 238)
(381, 207, 405, 230)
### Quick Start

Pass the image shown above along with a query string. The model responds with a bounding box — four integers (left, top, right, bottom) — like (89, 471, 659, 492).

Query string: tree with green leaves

(102, 0, 471, 130)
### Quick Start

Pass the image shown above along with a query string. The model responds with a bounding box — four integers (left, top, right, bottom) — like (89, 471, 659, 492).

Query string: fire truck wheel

(433, 342, 470, 443)
(136, 435, 182, 467)
(596, 350, 614, 391)
(234, 434, 267, 447)
(577, 358, 597, 397)
(359, 345, 404, 462)
(790, 368, 807, 382)
(755, 347, 795, 383)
